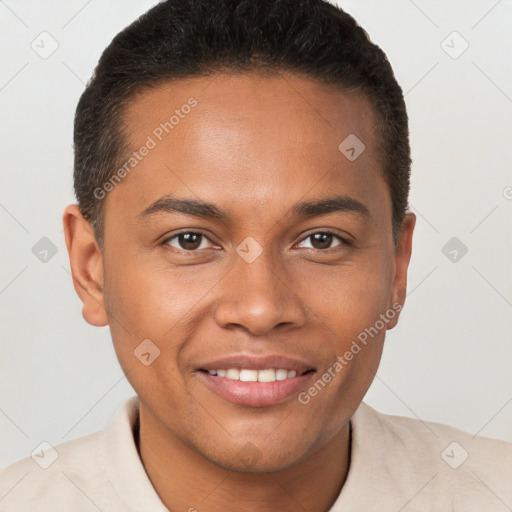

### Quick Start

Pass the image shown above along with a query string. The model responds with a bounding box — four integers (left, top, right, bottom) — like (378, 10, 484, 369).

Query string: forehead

(123, 72, 379, 154)
(109, 72, 388, 223)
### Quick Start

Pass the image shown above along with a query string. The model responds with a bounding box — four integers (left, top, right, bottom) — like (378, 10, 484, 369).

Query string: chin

(200, 442, 305, 474)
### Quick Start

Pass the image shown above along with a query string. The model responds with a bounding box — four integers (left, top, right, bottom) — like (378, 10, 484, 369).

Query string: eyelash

(160, 230, 351, 252)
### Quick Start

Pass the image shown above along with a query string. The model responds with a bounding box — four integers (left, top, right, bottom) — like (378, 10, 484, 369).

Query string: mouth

(198, 367, 315, 382)
(195, 366, 316, 407)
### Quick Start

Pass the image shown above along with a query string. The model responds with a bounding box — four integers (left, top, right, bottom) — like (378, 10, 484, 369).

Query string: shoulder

(0, 429, 114, 511)
(352, 402, 512, 509)
(0, 396, 142, 511)
(358, 401, 512, 461)
(1, 396, 167, 512)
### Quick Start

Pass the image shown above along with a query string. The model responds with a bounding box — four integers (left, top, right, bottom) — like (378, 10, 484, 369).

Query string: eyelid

(160, 229, 218, 249)
(160, 228, 352, 252)
(295, 230, 352, 250)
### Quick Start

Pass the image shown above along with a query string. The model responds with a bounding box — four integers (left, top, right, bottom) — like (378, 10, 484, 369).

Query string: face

(65, 72, 414, 473)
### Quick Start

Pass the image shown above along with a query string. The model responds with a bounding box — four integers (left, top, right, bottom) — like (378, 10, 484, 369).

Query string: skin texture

(63, 72, 415, 512)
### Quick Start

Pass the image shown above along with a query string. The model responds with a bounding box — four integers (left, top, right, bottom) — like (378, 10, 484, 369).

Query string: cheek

(298, 254, 394, 335)
(293, 253, 393, 402)
(102, 255, 228, 390)
(104, 254, 222, 335)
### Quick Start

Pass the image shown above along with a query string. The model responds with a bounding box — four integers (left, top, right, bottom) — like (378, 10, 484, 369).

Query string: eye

(162, 231, 215, 251)
(296, 231, 348, 250)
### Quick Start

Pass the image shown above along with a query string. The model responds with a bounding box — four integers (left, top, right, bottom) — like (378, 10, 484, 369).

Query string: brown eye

(297, 232, 344, 250)
(179, 233, 202, 250)
(311, 233, 333, 249)
(163, 232, 212, 251)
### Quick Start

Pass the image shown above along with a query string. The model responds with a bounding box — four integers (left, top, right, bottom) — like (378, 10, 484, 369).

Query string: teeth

(257, 369, 275, 382)
(206, 368, 301, 382)
(239, 369, 258, 382)
(226, 368, 240, 380)
(276, 369, 288, 380)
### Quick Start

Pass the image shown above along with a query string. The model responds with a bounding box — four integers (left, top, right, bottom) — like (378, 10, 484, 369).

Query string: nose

(213, 248, 307, 337)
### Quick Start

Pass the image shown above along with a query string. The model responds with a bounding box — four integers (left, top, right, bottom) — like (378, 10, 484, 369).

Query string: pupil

(312, 233, 332, 249)
(180, 233, 201, 250)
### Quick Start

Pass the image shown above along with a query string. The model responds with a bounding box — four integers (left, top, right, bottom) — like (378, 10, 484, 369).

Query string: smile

(202, 368, 307, 382)
(197, 368, 316, 407)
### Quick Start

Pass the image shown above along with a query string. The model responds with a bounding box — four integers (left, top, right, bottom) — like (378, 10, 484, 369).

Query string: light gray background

(1, 0, 511, 468)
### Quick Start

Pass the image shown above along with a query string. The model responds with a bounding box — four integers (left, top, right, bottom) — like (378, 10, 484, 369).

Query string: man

(1, 0, 511, 510)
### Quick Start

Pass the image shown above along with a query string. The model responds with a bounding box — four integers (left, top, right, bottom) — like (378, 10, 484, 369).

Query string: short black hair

(73, 0, 410, 248)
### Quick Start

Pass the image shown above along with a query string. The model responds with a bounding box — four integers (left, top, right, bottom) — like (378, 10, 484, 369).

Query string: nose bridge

(213, 242, 306, 335)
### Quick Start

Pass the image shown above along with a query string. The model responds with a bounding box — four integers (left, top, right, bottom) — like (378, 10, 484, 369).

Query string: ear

(62, 204, 108, 327)
(387, 212, 416, 329)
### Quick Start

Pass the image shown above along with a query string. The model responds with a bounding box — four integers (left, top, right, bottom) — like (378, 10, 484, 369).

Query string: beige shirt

(1, 395, 511, 511)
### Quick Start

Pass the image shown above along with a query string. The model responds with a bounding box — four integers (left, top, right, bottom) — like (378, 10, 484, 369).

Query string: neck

(137, 404, 351, 512)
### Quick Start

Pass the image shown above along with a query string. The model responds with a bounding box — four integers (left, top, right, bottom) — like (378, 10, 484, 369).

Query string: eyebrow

(139, 196, 225, 220)
(138, 194, 370, 221)
(292, 195, 370, 219)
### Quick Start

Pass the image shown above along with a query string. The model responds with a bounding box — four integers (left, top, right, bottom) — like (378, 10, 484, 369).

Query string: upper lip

(198, 354, 316, 375)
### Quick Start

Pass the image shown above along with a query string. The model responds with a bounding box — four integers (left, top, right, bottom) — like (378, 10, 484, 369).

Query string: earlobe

(62, 204, 109, 327)
(387, 212, 416, 329)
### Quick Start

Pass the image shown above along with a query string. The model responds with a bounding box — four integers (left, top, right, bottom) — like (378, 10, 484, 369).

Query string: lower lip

(196, 371, 315, 407)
